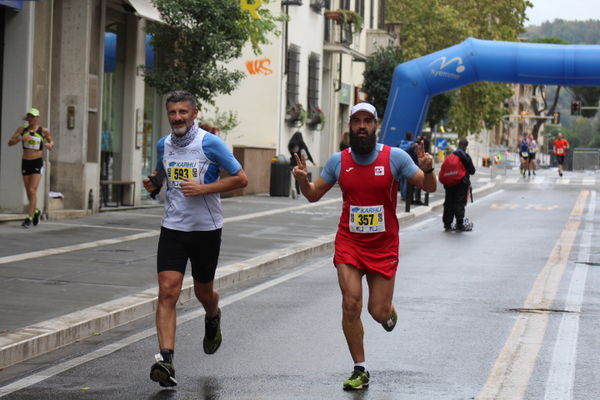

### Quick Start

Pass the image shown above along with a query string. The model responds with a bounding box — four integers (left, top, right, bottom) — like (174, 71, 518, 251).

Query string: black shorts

(157, 226, 222, 283)
(21, 158, 43, 175)
(528, 153, 536, 160)
(556, 155, 565, 165)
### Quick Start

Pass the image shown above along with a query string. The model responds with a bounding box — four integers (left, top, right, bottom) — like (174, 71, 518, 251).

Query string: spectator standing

(440, 138, 476, 232)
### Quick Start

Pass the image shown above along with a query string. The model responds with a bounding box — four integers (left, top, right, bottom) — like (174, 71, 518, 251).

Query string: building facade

(0, 0, 391, 216)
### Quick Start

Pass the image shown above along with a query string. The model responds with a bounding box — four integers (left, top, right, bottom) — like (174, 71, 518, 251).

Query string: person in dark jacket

(442, 138, 476, 232)
(288, 131, 315, 195)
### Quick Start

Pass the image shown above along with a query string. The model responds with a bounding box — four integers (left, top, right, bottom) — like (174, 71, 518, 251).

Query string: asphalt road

(2, 171, 600, 399)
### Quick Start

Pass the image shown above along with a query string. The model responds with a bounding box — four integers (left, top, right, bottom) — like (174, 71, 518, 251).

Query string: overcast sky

(526, 0, 600, 25)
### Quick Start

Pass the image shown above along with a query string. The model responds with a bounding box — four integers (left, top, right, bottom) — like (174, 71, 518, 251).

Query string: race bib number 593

(349, 205, 385, 233)
(165, 160, 199, 188)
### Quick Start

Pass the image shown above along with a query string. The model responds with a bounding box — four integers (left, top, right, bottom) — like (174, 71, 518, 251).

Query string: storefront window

(141, 34, 162, 201)
(101, 19, 125, 181)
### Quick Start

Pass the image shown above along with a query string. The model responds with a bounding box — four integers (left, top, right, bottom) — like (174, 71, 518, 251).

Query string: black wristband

(423, 168, 434, 174)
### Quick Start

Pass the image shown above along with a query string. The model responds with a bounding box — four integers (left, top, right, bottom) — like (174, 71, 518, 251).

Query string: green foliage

(530, 37, 570, 45)
(526, 20, 600, 44)
(201, 107, 240, 141)
(383, 0, 532, 136)
(144, 0, 284, 105)
(569, 86, 600, 118)
(361, 46, 402, 118)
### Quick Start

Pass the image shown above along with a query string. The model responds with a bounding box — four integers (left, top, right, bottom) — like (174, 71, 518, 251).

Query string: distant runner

(7, 108, 54, 228)
(553, 132, 570, 177)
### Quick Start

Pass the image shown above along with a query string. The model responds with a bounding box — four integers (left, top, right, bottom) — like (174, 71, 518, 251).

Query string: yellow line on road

(477, 190, 588, 400)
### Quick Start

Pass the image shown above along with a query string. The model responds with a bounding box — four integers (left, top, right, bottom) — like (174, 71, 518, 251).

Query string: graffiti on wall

(246, 58, 272, 75)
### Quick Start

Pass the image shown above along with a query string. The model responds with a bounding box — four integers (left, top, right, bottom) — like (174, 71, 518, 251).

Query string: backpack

(438, 153, 466, 186)
(399, 140, 418, 162)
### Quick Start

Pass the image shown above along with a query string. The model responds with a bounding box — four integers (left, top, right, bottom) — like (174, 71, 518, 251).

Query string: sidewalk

(0, 173, 498, 370)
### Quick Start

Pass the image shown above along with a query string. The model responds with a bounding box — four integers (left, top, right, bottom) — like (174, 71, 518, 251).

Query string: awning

(323, 43, 367, 62)
(126, 0, 162, 23)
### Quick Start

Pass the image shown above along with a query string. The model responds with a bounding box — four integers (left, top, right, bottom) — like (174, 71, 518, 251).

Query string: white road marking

(477, 190, 588, 400)
(0, 198, 342, 266)
(582, 178, 595, 186)
(544, 190, 595, 399)
(45, 222, 155, 232)
(0, 261, 325, 397)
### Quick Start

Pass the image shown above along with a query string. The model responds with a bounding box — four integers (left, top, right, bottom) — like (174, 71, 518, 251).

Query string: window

(286, 45, 301, 107)
(307, 53, 321, 111)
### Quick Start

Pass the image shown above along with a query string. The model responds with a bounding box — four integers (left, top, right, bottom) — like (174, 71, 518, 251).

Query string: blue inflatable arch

(379, 37, 600, 146)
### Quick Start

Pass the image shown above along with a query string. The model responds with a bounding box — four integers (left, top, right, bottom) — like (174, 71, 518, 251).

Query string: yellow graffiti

(245, 58, 272, 75)
(240, 0, 262, 19)
(490, 203, 560, 211)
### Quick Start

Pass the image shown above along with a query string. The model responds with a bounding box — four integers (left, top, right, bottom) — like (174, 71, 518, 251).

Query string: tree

(527, 37, 569, 140)
(361, 46, 402, 119)
(144, 0, 285, 105)
(362, 45, 453, 129)
(384, 0, 533, 137)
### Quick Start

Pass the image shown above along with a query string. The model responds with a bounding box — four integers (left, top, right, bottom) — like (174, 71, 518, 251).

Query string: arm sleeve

(155, 136, 166, 171)
(202, 133, 242, 175)
(390, 147, 419, 180)
(321, 153, 341, 184)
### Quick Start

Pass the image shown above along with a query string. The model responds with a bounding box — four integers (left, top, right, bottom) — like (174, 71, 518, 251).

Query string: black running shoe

(203, 309, 222, 354)
(32, 209, 41, 226)
(21, 218, 32, 229)
(150, 359, 177, 387)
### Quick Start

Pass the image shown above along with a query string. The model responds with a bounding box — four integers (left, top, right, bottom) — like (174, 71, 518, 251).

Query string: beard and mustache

(171, 121, 190, 136)
(349, 127, 377, 155)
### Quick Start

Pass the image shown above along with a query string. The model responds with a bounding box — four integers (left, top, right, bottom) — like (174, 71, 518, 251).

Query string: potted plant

(324, 9, 364, 32)
(307, 107, 325, 129)
(285, 103, 307, 127)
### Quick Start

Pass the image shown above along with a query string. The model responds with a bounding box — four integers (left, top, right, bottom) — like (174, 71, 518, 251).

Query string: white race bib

(23, 135, 42, 150)
(165, 159, 200, 188)
(349, 205, 385, 233)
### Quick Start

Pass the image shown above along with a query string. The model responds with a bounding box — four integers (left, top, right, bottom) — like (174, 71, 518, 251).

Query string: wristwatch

(423, 168, 434, 174)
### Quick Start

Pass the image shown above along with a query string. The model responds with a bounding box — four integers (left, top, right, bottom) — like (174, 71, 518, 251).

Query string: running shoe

(32, 209, 41, 226)
(343, 367, 370, 390)
(456, 218, 474, 232)
(150, 358, 177, 387)
(21, 217, 32, 229)
(381, 307, 398, 332)
(203, 308, 222, 354)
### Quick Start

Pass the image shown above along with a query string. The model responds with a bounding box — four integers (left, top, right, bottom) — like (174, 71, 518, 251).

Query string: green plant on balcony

(307, 107, 325, 130)
(285, 103, 307, 127)
(324, 9, 364, 33)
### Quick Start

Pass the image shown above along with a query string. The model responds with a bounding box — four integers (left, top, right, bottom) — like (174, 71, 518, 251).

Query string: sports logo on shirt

(374, 166, 385, 176)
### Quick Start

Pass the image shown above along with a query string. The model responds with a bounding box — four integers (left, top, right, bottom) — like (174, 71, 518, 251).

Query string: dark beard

(349, 128, 377, 155)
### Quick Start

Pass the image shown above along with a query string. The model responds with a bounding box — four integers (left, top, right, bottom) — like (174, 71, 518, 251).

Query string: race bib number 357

(349, 205, 385, 233)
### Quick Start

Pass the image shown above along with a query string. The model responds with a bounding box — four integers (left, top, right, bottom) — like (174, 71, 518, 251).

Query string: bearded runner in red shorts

(292, 102, 436, 390)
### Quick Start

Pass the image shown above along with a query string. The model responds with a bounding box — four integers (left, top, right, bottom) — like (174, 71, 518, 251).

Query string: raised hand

(292, 153, 309, 182)
(416, 141, 433, 171)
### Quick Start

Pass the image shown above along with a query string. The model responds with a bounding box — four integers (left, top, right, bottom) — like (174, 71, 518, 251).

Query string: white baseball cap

(349, 102, 378, 121)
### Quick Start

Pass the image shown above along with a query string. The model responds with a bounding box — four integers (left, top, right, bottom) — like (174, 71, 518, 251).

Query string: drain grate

(507, 307, 577, 314)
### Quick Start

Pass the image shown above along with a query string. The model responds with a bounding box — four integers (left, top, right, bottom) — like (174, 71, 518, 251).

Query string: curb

(0, 182, 498, 370)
